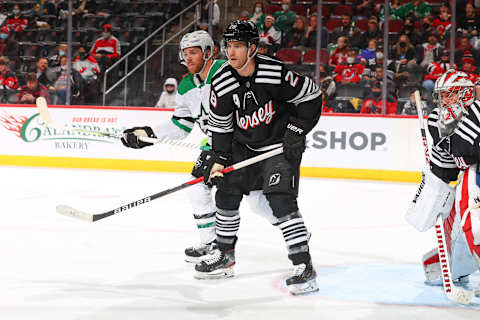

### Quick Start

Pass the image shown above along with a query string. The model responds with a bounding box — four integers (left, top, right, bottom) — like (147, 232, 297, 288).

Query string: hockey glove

(283, 119, 307, 162)
(121, 126, 156, 149)
(203, 153, 231, 188)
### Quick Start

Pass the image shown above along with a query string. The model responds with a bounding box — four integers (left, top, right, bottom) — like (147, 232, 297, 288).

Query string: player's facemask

(434, 88, 469, 137)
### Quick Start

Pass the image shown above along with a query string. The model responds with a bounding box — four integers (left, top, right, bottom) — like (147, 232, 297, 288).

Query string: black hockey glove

(121, 126, 156, 149)
(283, 119, 307, 162)
(203, 152, 231, 188)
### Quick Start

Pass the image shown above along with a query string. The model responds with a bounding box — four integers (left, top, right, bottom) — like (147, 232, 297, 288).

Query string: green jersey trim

(171, 118, 192, 133)
(177, 59, 227, 95)
(197, 221, 215, 229)
(177, 73, 195, 95)
(206, 59, 227, 84)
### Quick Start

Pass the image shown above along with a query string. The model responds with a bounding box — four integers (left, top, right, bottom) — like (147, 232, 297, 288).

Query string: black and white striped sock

(216, 209, 240, 248)
(278, 216, 309, 249)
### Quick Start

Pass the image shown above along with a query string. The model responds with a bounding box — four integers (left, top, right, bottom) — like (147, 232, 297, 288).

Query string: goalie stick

(35, 97, 177, 145)
(414, 90, 473, 305)
(57, 147, 284, 222)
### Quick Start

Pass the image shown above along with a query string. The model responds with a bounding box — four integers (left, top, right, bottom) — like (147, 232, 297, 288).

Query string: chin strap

(195, 49, 214, 77)
(237, 44, 258, 72)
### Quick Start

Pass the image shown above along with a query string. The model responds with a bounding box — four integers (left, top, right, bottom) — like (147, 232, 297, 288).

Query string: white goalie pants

(424, 165, 480, 280)
(187, 177, 276, 245)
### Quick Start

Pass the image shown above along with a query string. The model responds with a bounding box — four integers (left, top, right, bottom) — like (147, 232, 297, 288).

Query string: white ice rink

(1, 165, 479, 320)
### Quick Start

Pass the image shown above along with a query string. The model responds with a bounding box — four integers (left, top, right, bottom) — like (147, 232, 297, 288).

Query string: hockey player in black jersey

(195, 20, 322, 295)
(406, 70, 480, 297)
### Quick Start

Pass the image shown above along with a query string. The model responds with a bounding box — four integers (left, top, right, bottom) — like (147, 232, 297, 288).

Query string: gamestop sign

(303, 115, 424, 172)
(310, 130, 386, 151)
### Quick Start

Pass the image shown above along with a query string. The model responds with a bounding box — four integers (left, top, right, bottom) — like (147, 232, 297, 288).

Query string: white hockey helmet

(433, 69, 475, 137)
(178, 30, 214, 73)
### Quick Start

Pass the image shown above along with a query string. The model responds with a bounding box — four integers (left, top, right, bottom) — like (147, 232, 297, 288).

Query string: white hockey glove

(405, 168, 455, 232)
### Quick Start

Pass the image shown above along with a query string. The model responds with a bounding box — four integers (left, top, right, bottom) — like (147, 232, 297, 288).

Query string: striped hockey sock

(216, 209, 240, 250)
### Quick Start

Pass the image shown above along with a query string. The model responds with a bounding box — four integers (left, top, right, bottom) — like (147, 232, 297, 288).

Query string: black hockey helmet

(222, 20, 259, 47)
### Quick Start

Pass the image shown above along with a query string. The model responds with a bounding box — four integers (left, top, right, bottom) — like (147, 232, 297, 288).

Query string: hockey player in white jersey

(406, 70, 480, 297)
(121, 30, 275, 263)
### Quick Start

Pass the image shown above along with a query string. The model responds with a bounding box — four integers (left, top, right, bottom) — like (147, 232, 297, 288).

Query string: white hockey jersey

(153, 59, 226, 142)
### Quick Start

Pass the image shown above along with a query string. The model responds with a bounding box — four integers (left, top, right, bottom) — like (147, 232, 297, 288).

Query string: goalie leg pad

(405, 168, 455, 232)
(458, 166, 480, 261)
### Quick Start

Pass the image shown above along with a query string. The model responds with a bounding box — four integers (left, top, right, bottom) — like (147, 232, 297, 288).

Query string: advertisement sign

(0, 105, 425, 181)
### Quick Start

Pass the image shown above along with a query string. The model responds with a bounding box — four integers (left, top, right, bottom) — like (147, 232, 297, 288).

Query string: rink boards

(0, 105, 425, 182)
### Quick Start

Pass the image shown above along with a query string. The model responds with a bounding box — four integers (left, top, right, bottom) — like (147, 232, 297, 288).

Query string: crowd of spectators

(240, 0, 480, 115)
(0, 0, 187, 105)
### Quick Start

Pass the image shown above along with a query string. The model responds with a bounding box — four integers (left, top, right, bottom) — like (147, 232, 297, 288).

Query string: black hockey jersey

(208, 55, 322, 155)
(427, 101, 480, 182)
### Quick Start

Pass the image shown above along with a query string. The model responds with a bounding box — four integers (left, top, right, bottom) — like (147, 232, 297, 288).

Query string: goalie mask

(433, 70, 475, 137)
(179, 31, 214, 75)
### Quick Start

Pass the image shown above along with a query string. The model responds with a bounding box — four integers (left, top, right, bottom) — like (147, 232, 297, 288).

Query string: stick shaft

(414, 90, 472, 304)
(64, 147, 283, 222)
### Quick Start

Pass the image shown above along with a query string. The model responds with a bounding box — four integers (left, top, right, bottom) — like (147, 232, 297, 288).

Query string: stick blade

(448, 287, 474, 305)
(36, 97, 53, 126)
(56, 204, 93, 222)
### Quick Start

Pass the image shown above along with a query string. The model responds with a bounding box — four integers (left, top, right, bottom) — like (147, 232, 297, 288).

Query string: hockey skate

(184, 241, 217, 263)
(286, 260, 319, 295)
(194, 248, 235, 279)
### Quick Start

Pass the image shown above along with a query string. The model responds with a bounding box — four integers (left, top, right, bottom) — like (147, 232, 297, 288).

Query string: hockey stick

(414, 90, 473, 305)
(35, 97, 174, 145)
(56, 147, 284, 222)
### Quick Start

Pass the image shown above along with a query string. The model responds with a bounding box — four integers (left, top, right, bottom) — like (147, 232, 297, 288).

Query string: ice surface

(0, 166, 479, 320)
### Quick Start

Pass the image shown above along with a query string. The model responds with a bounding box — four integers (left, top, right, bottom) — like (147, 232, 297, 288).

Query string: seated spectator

(360, 81, 397, 114)
(35, 57, 55, 91)
(212, 41, 226, 60)
(329, 36, 349, 69)
(378, 0, 403, 21)
(45, 0, 68, 17)
(0, 27, 18, 64)
(423, 49, 456, 92)
(333, 50, 364, 84)
(18, 72, 50, 104)
(259, 15, 282, 53)
(353, 0, 375, 21)
(359, 39, 378, 68)
(155, 78, 178, 108)
(396, 0, 431, 20)
(417, 32, 443, 67)
(461, 54, 479, 83)
(48, 43, 67, 68)
(0, 56, 19, 92)
(456, 36, 479, 66)
(458, 3, 480, 42)
(401, 91, 429, 115)
(417, 15, 436, 44)
(391, 34, 417, 85)
(432, 5, 451, 39)
(274, 0, 297, 34)
(332, 14, 364, 50)
(52, 56, 81, 105)
(300, 14, 328, 49)
(286, 16, 307, 48)
(7, 4, 28, 33)
(249, 2, 266, 31)
(402, 16, 422, 46)
(257, 41, 275, 58)
(240, 10, 250, 21)
(361, 65, 396, 98)
(363, 16, 381, 44)
(73, 46, 100, 104)
(90, 24, 121, 71)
